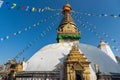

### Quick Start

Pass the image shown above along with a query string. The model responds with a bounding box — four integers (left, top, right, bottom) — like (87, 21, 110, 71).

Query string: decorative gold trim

(64, 46, 91, 80)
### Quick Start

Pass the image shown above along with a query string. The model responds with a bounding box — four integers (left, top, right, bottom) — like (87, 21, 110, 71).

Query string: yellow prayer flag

(32, 7, 35, 12)
(11, 3, 16, 9)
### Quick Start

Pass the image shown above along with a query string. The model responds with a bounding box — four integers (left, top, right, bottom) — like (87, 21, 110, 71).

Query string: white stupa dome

(24, 43, 120, 73)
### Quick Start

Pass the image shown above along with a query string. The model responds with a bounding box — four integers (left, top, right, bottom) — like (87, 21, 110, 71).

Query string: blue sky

(0, 0, 120, 64)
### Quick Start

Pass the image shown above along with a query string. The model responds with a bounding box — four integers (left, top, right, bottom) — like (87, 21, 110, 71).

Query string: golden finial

(62, 0, 72, 14)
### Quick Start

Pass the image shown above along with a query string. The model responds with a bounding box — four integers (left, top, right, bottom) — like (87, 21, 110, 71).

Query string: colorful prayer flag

(32, 7, 35, 12)
(0, 38, 3, 41)
(47, 7, 51, 10)
(18, 31, 22, 34)
(25, 28, 27, 31)
(87, 14, 91, 16)
(104, 14, 108, 16)
(22, 6, 26, 10)
(11, 3, 16, 9)
(26, 6, 29, 11)
(6, 36, 9, 39)
(38, 8, 41, 12)
(37, 22, 40, 26)
(113, 16, 118, 18)
(28, 26, 31, 29)
(41, 8, 45, 12)
(0, 0, 3, 8)
(13, 33, 16, 36)
(118, 50, 120, 52)
(33, 24, 36, 27)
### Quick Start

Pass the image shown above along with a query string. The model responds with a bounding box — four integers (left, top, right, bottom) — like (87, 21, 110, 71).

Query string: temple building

(0, 3, 120, 80)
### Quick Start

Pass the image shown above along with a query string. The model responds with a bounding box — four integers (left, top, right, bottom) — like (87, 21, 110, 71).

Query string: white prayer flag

(0, 0, 3, 8)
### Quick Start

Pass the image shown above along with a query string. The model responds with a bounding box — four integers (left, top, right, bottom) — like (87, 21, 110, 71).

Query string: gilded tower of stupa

(57, 3, 80, 43)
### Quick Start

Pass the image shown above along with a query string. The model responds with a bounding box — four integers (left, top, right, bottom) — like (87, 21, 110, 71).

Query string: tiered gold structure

(57, 3, 80, 43)
(64, 45, 91, 80)
(3, 59, 23, 79)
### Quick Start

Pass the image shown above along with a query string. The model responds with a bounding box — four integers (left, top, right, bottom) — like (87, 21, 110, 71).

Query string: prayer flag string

(74, 13, 120, 47)
(0, 13, 60, 42)
(72, 13, 120, 53)
(4, 1, 61, 13)
(14, 14, 61, 60)
(80, 22, 120, 53)
(72, 11, 120, 19)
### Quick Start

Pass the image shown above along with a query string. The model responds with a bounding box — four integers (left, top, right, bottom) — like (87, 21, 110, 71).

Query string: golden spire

(59, 3, 76, 26)
(57, 3, 80, 43)
(62, 3, 72, 14)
